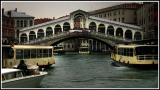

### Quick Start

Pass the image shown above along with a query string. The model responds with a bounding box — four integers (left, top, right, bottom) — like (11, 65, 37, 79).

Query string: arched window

(29, 31, 36, 41)
(107, 25, 114, 36)
(37, 29, 44, 38)
(74, 13, 86, 29)
(89, 22, 96, 32)
(134, 32, 142, 40)
(125, 30, 132, 40)
(63, 22, 70, 32)
(20, 33, 27, 43)
(54, 25, 62, 34)
(116, 28, 123, 38)
(46, 27, 53, 36)
(98, 24, 105, 34)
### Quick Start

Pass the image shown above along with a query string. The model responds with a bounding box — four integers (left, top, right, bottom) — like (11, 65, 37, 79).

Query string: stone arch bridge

(19, 9, 143, 48)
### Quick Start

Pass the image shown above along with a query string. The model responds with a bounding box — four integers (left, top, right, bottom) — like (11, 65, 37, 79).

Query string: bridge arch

(37, 29, 44, 38)
(20, 33, 27, 43)
(42, 32, 126, 49)
(98, 24, 105, 34)
(73, 13, 86, 29)
(46, 27, 53, 37)
(107, 25, 114, 36)
(89, 22, 96, 32)
(63, 22, 70, 32)
(134, 32, 142, 40)
(116, 27, 123, 38)
(125, 30, 132, 40)
(54, 24, 62, 34)
(29, 31, 36, 41)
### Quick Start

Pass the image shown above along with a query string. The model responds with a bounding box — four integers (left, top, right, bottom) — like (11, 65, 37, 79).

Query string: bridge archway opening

(20, 33, 27, 43)
(50, 36, 114, 49)
(37, 29, 44, 38)
(125, 30, 132, 40)
(63, 22, 70, 32)
(46, 27, 53, 37)
(98, 24, 105, 34)
(116, 28, 123, 38)
(89, 22, 96, 32)
(54, 25, 62, 34)
(73, 13, 86, 29)
(29, 31, 36, 41)
(134, 32, 142, 40)
(107, 25, 114, 36)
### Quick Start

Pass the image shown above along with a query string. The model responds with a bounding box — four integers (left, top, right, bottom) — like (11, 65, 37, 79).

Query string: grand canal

(40, 54, 158, 88)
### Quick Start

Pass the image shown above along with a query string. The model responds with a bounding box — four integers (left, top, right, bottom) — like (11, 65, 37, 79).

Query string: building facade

(2, 8, 15, 45)
(137, 2, 158, 39)
(3, 8, 35, 42)
(89, 3, 142, 25)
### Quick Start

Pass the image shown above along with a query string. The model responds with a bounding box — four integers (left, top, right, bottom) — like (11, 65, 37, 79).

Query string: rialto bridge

(19, 10, 143, 47)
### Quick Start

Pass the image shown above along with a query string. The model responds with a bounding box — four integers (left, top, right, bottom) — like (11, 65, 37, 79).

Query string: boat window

(135, 46, 158, 55)
(2, 75, 6, 81)
(118, 48, 133, 56)
(16, 71, 23, 78)
(16, 49, 24, 59)
(43, 49, 49, 57)
(49, 49, 52, 57)
(24, 49, 31, 59)
(79, 48, 89, 52)
(37, 49, 43, 58)
(4, 72, 17, 80)
(31, 49, 37, 58)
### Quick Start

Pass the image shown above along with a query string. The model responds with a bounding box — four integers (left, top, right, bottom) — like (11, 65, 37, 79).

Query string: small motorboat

(2, 67, 47, 88)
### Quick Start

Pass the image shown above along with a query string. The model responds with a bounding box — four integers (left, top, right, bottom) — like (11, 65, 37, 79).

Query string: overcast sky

(2, 1, 140, 19)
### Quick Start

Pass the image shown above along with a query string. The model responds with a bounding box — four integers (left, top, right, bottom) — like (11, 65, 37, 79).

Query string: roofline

(89, 16, 142, 30)
(20, 16, 70, 32)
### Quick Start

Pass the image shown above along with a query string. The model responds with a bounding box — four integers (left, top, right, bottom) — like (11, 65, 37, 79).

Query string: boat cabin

(2, 69, 23, 81)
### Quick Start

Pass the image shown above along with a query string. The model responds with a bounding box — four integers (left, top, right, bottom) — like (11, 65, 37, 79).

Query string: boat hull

(111, 60, 158, 69)
(2, 72, 47, 88)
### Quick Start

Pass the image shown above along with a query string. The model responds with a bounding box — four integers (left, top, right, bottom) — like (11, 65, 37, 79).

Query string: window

(24, 49, 30, 59)
(104, 13, 106, 17)
(37, 49, 43, 58)
(122, 17, 125, 22)
(16, 49, 24, 59)
(114, 11, 117, 16)
(29, 20, 33, 26)
(30, 49, 36, 58)
(113, 18, 116, 21)
(16, 20, 20, 27)
(24, 20, 27, 27)
(20, 20, 23, 27)
(122, 10, 124, 15)
(118, 48, 133, 56)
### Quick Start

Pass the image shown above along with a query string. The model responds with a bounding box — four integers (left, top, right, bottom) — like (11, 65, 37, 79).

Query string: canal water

(40, 54, 158, 88)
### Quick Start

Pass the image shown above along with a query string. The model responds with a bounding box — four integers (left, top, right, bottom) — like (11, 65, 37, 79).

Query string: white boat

(79, 46, 90, 54)
(2, 68, 47, 88)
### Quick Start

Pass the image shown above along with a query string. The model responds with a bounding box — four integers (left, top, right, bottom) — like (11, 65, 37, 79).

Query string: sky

(2, 1, 139, 19)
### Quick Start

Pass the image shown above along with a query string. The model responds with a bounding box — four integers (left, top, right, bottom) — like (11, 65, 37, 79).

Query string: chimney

(15, 8, 17, 12)
(2, 8, 4, 15)
(7, 11, 11, 17)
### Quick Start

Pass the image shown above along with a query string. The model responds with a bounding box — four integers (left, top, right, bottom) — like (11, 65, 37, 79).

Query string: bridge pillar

(123, 29, 126, 40)
(100, 42, 102, 51)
